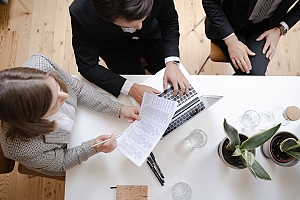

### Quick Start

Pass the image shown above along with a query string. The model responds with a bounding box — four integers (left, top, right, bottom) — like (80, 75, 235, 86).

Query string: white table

(65, 75, 300, 200)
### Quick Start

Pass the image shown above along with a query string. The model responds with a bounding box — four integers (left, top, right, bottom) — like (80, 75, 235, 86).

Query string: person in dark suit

(203, 0, 300, 75)
(69, 0, 190, 104)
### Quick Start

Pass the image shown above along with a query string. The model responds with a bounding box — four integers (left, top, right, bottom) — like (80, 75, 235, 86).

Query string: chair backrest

(0, 144, 15, 174)
(210, 40, 229, 62)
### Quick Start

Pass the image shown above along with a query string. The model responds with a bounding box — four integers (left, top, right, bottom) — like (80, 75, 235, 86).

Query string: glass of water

(172, 182, 192, 200)
(238, 110, 260, 128)
(188, 129, 207, 148)
(258, 111, 275, 129)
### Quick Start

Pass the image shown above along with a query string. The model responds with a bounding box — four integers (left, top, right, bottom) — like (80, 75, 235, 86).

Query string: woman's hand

(120, 106, 141, 123)
(92, 134, 117, 153)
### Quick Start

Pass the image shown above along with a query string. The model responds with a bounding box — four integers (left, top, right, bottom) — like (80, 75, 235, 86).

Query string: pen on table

(91, 134, 122, 148)
(147, 159, 164, 186)
(150, 152, 165, 178)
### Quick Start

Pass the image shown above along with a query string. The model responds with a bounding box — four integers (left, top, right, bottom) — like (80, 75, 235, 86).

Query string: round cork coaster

(285, 106, 300, 121)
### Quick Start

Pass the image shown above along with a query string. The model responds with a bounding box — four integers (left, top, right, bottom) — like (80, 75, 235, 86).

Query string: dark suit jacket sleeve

(155, 0, 180, 57)
(70, 9, 126, 98)
(202, 0, 234, 40)
(282, 0, 300, 29)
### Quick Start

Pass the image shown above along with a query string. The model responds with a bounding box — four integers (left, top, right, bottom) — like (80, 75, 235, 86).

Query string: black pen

(147, 157, 163, 181)
(147, 156, 163, 180)
(150, 152, 165, 178)
(146, 160, 164, 186)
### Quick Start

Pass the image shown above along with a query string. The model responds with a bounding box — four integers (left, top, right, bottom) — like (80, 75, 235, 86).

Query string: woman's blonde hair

(0, 67, 68, 140)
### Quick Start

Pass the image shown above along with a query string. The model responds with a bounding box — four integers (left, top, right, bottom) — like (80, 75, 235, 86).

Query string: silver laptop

(129, 64, 222, 139)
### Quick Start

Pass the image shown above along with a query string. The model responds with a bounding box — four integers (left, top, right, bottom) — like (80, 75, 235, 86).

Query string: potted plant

(218, 119, 281, 180)
(261, 131, 299, 167)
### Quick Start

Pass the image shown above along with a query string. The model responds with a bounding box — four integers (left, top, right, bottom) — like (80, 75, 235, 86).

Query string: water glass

(238, 110, 260, 128)
(172, 182, 192, 200)
(258, 111, 275, 129)
(188, 129, 207, 148)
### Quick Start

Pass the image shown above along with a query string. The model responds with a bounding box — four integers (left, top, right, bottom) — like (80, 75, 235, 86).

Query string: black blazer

(69, 0, 180, 97)
(203, 0, 300, 40)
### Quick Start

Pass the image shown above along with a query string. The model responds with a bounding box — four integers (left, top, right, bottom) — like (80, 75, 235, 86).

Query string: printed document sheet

(117, 93, 178, 167)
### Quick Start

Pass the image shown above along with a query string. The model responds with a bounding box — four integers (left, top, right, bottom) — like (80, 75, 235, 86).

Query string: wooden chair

(0, 144, 15, 174)
(210, 40, 229, 62)
(191, 16, 228, 63)
(1, 143, 64, 180)
(199, 40, 229, 73)
(18, 164, 65, 181)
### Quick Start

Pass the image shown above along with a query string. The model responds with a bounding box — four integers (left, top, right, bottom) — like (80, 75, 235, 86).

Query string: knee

(248, 63, 268, 76)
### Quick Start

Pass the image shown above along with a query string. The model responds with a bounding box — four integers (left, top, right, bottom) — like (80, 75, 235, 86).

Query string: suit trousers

(219, 19, 271, 75)
(102, 38, 165, 75)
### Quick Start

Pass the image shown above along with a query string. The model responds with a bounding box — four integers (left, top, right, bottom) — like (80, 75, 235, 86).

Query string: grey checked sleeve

(23, 54, 124, 117)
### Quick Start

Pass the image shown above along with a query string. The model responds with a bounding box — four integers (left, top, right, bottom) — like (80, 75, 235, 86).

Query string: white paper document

(117, 93, 178, 167)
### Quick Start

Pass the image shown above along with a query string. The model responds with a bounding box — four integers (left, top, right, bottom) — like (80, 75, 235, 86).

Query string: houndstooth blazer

(0, 54, 124, 176)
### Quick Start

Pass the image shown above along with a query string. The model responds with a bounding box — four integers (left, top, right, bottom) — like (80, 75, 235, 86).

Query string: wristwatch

(276, 24, 288, 36)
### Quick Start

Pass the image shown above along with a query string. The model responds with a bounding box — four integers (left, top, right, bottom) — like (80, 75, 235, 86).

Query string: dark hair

(90, 0, 153, 22)
(0, 67, 68, 140)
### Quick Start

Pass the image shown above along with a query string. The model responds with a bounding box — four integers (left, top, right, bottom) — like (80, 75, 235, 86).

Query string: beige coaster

(116, 185, 148, 200)
(285, 106, 300, 121)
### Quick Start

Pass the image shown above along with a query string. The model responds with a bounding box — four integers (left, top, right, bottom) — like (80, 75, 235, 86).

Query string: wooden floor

(0, 0, 300, 199)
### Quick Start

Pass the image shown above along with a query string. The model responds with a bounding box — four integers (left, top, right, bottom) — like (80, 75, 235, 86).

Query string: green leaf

(239, 153, 257, 178)
(280, 138, 300, 160)
(251, 159, 272, 180)
(223, 119, 240, 151)
(240, 123, 281, 150)
(240, 149, 254, 168)
(232, 148, 242, 156)
(247, 165, 257, 178)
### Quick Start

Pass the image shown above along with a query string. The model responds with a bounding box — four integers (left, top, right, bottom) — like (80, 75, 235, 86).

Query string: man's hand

(164, 62, 190, 97)
(128, 83, 160, 104)
(224, 35, 255, 73)
(256, 28, 281, 60)
(120, 106, 141, 123)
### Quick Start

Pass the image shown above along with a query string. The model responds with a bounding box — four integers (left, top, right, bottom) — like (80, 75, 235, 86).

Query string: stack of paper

(117, 93, 178, 167)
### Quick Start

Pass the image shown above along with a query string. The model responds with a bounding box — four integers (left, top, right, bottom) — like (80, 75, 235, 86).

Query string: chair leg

(197, 55, 210, 75)
(192, 16, 206, 31)
(17, 0, 32, 14)
(27, 174, 36, 179)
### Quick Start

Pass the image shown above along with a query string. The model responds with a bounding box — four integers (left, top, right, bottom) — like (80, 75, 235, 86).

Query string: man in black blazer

(69, 0, 189, 104)
(203, 0, 300, 75)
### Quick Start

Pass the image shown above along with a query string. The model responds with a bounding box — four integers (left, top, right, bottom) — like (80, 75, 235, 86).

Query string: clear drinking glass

(188, 129, 207, 148)
(238, 110, 260, 128)
(258, 111, 275, 130)
(272, 106, 290, 126)
(172, 182, 192, 200)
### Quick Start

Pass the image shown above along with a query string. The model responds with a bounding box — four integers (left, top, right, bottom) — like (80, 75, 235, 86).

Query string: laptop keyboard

(158, 85, 197, 107)
(158, 85, 206, 139)
(162, 100, 205, 138)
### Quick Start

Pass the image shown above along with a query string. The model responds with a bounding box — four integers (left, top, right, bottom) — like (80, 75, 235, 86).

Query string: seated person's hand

(164, 62, 190, 97)
(92, 134, 117, 153)
(128, 83, 160, 104)
(120, 106, 141, 123)
(224, 35, 255, 73)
